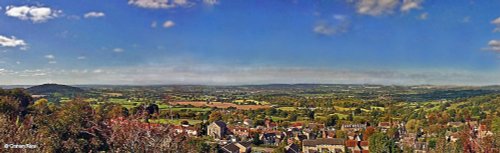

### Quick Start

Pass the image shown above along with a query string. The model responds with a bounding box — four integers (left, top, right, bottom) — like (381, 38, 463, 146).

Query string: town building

(208, 121, 228, 139)
(341, 124, 367, 132)
(221, 142, 252, 153)
(302, 138, 346, 153)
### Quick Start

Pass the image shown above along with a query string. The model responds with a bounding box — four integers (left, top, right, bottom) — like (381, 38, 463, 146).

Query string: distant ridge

(26, 84, 84, 95)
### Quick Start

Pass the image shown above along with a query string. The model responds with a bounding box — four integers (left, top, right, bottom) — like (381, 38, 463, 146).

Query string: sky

(0, 0, 500, 85)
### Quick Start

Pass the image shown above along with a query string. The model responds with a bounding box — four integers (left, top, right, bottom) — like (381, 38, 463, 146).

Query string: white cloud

(77, 56, 86, 60)
(203, 0, 219, 5)
(0, 35, 27, 49)
(5, 5, 61, 23)
(313, 23, 336, 36)
(348, 0, 423, 16)
(313, 15, 350, 36)
(485, 40, 500, 52)
(173, 0, 189, 5)
(401, 0, 423, 12)
(492, 17, 500, 32)
(351, 0, 399, 16)
(128, 0, 194, 9)
(418, 12, 428, 20)
(48, 61, 57, 64)
(113, 48, 124, 53)
(84, 11, 105, 18)
(44, 54, 55, 59)
(163, 20, 175, 28)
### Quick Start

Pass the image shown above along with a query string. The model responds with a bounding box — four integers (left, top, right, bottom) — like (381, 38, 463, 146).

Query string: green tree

(325, 114, 339, 126)
(308, 110, 315, 120)
(369, 133, 400, 153)
(252, 133, 263, 145)
(428, 138, 437, 150)
(208, 111, 222, 122)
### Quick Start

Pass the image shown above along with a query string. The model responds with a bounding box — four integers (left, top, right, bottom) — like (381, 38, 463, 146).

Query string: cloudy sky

(0, 0, 500, 85)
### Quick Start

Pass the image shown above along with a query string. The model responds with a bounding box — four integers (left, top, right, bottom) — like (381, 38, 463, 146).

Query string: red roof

(290, 122, 303, 127)
(378, 122, 390, 127)
(360, 141, 369, 146)
(479, 124, 488, 131)
(346, 140, 357, 147)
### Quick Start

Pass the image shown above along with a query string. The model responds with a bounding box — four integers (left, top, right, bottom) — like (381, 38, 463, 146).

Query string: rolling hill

(26, 84, 84, 95)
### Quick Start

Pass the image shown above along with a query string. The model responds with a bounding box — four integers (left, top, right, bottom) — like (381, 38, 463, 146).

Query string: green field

(277, 107, 297, 111)
(269, 116, 287, 121)
(334, 113, 348, 119)
(233, 99, 270, 105)
(370, 106, 385, 111)
(168, 107, 212, 112)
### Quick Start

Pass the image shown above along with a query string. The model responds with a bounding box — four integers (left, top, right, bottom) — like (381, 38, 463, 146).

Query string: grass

(277, 107, 297, 111)
(233, 99, 270, 105)
(370, 106, 385, 111)
(159, 105, 212, 112)
(334, 106, 353, 111)
(269, 116, 287, 121)
(167, 107, 212, 112)
(108, 98, 140, 105)
(334, 106, 370, 112)
(334, 113, 349, 119)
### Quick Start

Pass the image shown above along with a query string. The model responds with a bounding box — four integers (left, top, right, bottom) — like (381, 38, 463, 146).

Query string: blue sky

(0, 0, 500, 85)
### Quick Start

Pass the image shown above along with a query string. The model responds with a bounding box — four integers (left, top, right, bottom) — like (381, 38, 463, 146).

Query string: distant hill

(26, 84, 84, 95)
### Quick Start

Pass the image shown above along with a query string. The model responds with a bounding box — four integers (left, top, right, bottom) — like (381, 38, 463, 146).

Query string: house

(307, 123, 326, 130)
(446, 132, 460, 142)
(341, 124, 366, 132)
(264, 119, 278, 130)
(360, 141, 369, 151)
(260, 132, 283, 146)
(303, 129, 318, 140)
(221, 142, 252, 153)
(414, 142, 428, 153)
(346, 140, 358, 152)
(347, 132, 363, 141)
(378, 122, 391, 132)
(290, 122, 304, 129)
(346, 139, 369, 153)
(285, 143, 300, 153)
(287, 127, 302, 136)
(293, 134, 308, 142)
(323, 130, 336, 138)
(184, 126, 198, 136)
(172, 125, 199, 136)
(208, 121, 227, 139)
(302, 138, 346, 153)
(229, 126, 251, 140)
(243, 119, 253, 127)
(478, 124, 493, 139)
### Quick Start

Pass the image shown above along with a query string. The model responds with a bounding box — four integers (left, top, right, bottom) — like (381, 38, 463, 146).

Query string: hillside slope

(26, 84, 84, 95)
